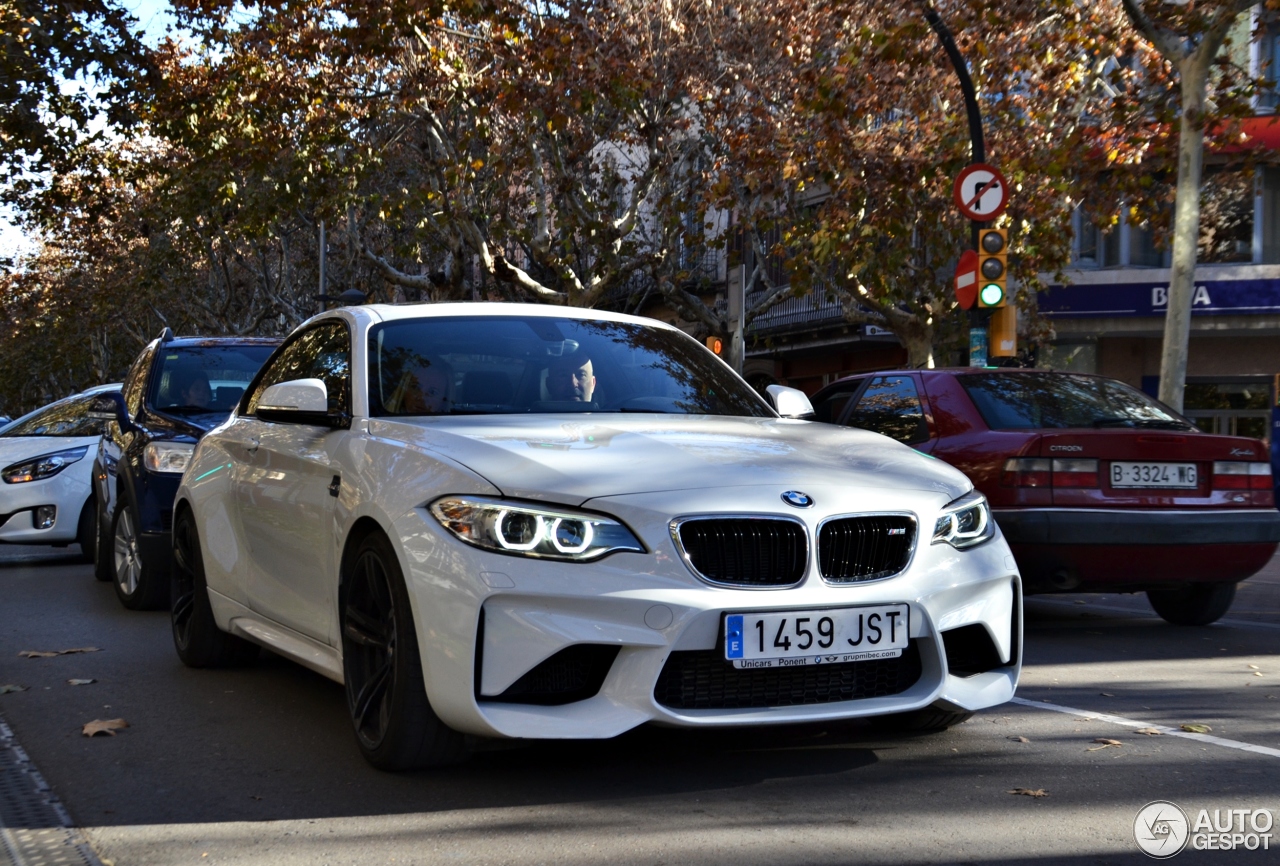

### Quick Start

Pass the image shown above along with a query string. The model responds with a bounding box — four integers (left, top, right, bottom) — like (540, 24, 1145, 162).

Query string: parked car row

(810, 369, 1280, 625)
(4, 302, 1273, 772)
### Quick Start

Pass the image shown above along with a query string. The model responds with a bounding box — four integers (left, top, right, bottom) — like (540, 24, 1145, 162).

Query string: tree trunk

(901, 324, 935, 369)
(1157, 58, 1211, 414)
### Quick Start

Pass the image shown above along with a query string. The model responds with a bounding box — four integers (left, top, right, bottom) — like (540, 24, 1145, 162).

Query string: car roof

(822, 368, 1108, 387)
(162, 336, 282, 348)
(325, 301, 685, 333)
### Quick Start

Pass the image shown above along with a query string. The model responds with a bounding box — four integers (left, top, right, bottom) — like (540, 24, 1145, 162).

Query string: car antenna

(159, 327, 175, 343)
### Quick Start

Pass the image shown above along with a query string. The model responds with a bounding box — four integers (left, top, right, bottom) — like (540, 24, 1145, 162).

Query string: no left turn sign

(953, 163, 1009, 221)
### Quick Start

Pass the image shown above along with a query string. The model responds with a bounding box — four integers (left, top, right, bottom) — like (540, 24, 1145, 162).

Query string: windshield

(0, 396, 104, 438)
(958, 372, 1197, 431)
(150, 345, 277, 415)
(368, 316, 773, 418)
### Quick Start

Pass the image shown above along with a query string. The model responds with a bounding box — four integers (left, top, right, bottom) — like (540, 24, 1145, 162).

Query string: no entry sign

(953, 163, 1009, 221)
(954, 249, 979, 310)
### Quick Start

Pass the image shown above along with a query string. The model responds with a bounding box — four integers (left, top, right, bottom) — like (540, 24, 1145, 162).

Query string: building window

(1183, 378, 1272, 443)
(1199, 169, 1254, 264)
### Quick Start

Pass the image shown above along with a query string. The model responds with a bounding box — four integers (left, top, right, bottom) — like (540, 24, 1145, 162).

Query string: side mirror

(87, 392, 131, 430)
(256, 378, 347, 427)
(766, 384, 815, 420)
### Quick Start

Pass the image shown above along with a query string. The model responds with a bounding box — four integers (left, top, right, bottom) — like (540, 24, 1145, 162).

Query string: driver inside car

(546, 353, 596, 403)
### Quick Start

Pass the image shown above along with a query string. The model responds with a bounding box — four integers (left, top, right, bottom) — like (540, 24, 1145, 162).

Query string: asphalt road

(1, 543, 1278, 865)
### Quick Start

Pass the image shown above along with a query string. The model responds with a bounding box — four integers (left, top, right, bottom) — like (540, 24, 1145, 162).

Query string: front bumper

(393, 485, 1022, 740)
(0, 466, 91, 544)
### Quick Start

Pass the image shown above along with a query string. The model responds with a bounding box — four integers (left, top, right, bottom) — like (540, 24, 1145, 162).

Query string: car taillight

(1001, 458, 1051, 487)
(1212, 461, 1272, 491)
(1051, 458, 1099, 488)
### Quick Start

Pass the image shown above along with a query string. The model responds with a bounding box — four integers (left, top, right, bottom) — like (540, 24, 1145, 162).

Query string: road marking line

(1027, 597, 1280, 632)
(1010, 696, 1280, 759)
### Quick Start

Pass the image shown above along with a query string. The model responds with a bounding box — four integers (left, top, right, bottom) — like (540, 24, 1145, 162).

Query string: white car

(174, 303, 1021, 770)
(0, 384, 121, 558)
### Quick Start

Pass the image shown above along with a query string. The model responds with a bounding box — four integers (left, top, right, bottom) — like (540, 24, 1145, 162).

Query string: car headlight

(429, 496, 645, 562)
(932, 490, 994, 550)
(1, 446, 88, 484)
(144, 441, 195, 474)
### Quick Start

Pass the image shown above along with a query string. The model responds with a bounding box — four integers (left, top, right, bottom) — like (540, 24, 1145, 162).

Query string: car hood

(0, 435, 99, 468)
(368, 415, 971, 505)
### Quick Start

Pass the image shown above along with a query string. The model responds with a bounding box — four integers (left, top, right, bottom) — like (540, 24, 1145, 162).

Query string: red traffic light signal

(705, 336, 723, 355)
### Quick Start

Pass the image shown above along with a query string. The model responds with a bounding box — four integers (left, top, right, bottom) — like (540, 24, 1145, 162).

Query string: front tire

(342, 532, 467, 771)
(171, 508, 258, 667)
(111, 502, 167, 610)
(1147, 583, 1237, 626)
(93, 497, 114, 582)
(75, 497, 96, 564)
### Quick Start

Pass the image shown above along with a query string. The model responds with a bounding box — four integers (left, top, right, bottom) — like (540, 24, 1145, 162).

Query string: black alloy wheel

(171, 508, 258, 667)
(111, 502, 166, 610)
(341, 532, 467, 770)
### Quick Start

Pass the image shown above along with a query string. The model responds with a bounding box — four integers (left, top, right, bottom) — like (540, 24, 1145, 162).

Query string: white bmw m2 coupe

(173, 303, 1021, 769)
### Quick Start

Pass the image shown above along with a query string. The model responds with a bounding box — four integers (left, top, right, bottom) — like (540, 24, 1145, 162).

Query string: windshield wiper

(1091, 417, 1135, 428)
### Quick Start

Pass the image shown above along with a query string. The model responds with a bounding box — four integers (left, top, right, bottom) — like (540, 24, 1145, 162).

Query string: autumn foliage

(0, 0, 1267, 413)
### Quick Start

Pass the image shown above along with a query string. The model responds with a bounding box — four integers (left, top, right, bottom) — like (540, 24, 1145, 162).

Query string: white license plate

(1110, 461, 1198, 489)
(724, 604, 909, 669)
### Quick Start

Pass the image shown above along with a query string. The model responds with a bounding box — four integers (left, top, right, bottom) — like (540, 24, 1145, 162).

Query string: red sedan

(810, 369, 1280, 625)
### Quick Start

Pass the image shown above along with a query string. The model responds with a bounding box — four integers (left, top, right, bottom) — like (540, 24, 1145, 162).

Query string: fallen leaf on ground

(249, 795, 262, 801)
(1134, 727, 1163, 736)
(1254, 672, 1264, 677)
(81, 718, 128, 737)
(1008, 736, 1030, 743)
(20, 647, 100, 658)
(1008, 788, 1049, 798)
(1087, 738, 1124, 751)
(1249, 664, 1260, 670)
(67, 679, 96, 686)
(1099, 692, 1115, 697)
(0, 684, 27, 694)
(1180, 723, 1212, 733)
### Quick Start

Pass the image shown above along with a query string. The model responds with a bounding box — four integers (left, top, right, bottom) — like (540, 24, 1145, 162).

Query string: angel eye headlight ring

(932, 491, 995, 550)
(430, 496, 642, 562)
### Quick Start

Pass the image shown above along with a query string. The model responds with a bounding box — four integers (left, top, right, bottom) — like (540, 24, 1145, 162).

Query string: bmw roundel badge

(781, 490, 813, 508)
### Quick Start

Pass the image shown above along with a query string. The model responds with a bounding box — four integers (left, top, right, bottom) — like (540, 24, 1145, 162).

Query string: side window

(813, 385, 861, 424)
(122, 346, 155, 418)
(844, 376, 929, 445)
(245, 322, 351, 416)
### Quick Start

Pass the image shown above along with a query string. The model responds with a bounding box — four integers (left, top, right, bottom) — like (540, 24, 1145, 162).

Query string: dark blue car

(90, 330, 279, 609)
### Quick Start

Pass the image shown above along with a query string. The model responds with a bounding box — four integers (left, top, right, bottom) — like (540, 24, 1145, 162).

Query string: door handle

(244, 437, 259, 454)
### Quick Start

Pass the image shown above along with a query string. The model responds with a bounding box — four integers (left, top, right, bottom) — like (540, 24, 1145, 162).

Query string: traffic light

(977, 228, 1007, 308)
(705, 336, 723, 355)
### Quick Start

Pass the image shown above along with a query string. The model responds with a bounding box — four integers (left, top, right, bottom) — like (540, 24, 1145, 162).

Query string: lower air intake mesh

(654, 641, 922, 709)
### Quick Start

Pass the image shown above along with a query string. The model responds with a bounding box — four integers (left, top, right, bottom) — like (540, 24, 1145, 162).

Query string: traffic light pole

(921, 1, 1017, 362)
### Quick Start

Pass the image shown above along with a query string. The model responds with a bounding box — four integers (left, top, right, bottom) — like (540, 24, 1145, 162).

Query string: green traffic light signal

(979, 283, 1004, 307)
